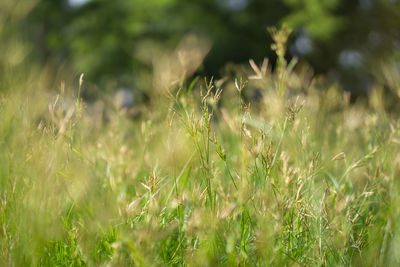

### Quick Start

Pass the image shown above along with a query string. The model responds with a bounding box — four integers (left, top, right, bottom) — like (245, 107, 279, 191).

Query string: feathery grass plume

(153, 34, 211, 93)
(268, 26, 298, 97)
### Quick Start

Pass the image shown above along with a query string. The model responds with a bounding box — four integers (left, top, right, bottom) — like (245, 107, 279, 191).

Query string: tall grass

(1, 27, 400, 266)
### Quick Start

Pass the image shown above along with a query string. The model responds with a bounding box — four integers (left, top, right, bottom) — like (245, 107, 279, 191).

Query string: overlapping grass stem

(0, 28, 400, 266)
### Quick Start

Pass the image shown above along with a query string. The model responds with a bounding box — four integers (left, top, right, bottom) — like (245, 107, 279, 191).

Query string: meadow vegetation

(1, 28, 400, 266)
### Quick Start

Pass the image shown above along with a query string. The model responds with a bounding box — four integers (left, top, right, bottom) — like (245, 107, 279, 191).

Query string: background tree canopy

(4, 0, 400, 95)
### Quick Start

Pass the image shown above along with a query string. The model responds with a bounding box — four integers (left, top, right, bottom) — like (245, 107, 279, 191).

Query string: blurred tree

(13, 0, 400, 94)
(285, 0, 400, 95)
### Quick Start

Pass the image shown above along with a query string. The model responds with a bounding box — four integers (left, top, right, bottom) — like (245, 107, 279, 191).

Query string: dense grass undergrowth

(1, 29, 400, 266)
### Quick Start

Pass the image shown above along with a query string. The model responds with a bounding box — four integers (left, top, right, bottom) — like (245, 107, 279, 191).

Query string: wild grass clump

(1, 28, 400, 266)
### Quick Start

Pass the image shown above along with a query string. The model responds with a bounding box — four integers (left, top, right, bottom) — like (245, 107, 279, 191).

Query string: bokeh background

(1, 0, 400, 97)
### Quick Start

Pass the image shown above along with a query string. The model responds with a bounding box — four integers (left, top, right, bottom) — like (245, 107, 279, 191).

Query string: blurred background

(1, 0, 400, 98)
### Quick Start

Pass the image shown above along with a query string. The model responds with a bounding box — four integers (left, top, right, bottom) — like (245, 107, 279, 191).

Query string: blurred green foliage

(2, 0, 400, 93)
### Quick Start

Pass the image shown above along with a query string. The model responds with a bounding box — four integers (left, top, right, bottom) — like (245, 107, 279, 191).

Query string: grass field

(1, 29, 400, 266)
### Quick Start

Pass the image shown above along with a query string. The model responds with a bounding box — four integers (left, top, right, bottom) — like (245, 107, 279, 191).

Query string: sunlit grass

(1, 28, 400, 266)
